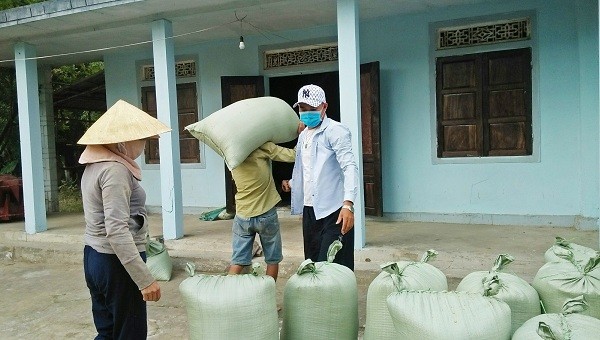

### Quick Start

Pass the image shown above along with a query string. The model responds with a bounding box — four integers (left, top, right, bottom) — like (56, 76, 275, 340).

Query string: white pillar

(14, 42, 47, 233)
(39, 66, 59, 213)
(152, 19, 184, 240)
(337, 0, 365, 249)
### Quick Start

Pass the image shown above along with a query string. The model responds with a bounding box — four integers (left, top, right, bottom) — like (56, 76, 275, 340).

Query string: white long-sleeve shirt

(290, 117, 358, 219)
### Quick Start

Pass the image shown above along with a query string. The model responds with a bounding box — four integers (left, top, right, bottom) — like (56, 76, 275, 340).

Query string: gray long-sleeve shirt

(81, 161, 155, 290)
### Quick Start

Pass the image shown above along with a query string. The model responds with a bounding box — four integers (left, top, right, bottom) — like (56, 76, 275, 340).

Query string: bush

(58, 179, 83, 213)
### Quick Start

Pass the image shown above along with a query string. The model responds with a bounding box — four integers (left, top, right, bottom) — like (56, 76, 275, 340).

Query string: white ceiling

(0, 0, 502, 67)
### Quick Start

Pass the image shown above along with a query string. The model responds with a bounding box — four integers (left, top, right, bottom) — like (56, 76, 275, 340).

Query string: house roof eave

(0, 0, 514, 68)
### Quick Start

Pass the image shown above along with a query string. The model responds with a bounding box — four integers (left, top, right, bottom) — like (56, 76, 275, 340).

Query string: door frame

(220, 76, 265, 214)
(220, 64, 382, 216)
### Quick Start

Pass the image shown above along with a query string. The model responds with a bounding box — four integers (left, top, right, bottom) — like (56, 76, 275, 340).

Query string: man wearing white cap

(77, 99, 170, 339)
(282, 84, 358, 270)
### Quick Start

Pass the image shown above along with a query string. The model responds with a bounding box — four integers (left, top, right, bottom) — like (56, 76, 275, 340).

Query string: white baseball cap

(293, 84, 326, 108)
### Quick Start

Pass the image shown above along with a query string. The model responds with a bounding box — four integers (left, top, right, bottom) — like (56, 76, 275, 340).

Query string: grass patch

(58, 180, 83, 213)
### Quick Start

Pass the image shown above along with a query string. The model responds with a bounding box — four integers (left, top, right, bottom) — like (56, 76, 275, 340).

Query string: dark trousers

(302, 206, 355, 271)
(83, 245, 147, 340)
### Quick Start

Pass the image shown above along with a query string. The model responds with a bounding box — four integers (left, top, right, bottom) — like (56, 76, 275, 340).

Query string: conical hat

(77, 99, 171, 145)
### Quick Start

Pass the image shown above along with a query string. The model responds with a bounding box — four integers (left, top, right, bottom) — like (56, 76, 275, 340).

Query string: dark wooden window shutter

(436, 48, 532, 157)
(141, 83, 200, 164)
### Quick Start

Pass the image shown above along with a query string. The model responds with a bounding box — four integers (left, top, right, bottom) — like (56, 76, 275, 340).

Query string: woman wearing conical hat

(77, 99, 170, 339)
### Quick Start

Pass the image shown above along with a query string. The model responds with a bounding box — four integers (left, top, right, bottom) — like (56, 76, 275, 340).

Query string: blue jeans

(83, 245, 147, 340)
(231, 207, 283, 265)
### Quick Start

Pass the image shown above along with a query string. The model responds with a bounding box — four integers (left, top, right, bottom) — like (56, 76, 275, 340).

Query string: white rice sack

(455, 254, 540, 335)
(363, 250, 448, 340)
(532, 253, 600, 318)
(386, 291, 511, 340)
(145, 238, 172, 281)
(544, 236, 598, 264)
(179, 263, 278, 340)
(281, 241, 358, 340)
(185, 96, 300, 170)
(513, 296, 600, 340)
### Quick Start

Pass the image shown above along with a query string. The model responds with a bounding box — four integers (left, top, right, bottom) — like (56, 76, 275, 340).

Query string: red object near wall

(0, 175, 25, 221)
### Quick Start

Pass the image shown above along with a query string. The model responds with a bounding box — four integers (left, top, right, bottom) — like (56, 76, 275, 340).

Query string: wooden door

(267, 63, 383, 216)
(360, 62, 383, 216)
(220, 76, 265, 214)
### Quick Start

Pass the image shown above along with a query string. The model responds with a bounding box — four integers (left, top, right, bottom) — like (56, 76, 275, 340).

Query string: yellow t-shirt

(231, 142, 295, 218)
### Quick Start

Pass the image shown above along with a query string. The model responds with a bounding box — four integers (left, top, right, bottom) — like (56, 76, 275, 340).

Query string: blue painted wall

(103, 0, 598, 227)
(105, 36, 266, 212)
(357, 0, 598, 227)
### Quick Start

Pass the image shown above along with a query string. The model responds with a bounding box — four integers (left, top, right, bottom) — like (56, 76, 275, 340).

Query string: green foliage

(52, 62, 104, 91)
(0, 61, 104, 178)
(0, 0, 45, 11)
(58, 178, 83, 213)
(52, 62, 104, 182)
(58, 176, 79, 191)
(0, 67, 20, 176)
(0, 160, 17, 174)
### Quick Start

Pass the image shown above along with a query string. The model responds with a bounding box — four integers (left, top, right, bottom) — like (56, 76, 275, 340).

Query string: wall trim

(147, 205, 598, 231)
(382, 212, 598, 230)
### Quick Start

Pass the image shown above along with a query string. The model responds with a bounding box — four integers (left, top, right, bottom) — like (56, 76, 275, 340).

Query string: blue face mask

(300, 111, 322, 128)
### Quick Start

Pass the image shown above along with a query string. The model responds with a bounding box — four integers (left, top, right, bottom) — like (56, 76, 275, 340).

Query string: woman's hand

(141, 281, 161, 301)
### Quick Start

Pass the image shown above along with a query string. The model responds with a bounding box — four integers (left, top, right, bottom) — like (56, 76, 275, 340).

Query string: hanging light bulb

(235, 11, 247, 50)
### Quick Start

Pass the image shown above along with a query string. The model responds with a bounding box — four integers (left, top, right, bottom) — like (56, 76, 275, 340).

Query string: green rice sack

(387, 290, 511, 340)
(145, 237, 172, 281)
(455, 254, 540, 335)
(544, 236, 598, 264)
(179, 263, 278, 340)
(185, 96, 300, 170)
(512, 296, 600, 340)
(532, 252, 600, 318)
(281, 241, 358, 340)
(363, 250, 448, 340)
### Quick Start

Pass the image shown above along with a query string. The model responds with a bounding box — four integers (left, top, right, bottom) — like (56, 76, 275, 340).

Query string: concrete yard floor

(1, 212, 598, 339)
(0, 260, 391, 339)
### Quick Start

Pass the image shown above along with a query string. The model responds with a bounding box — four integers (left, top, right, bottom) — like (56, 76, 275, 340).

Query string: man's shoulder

(322, 118, 350, 134)
(259, 141, 277, 149)
(258, 141, 293, 154)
